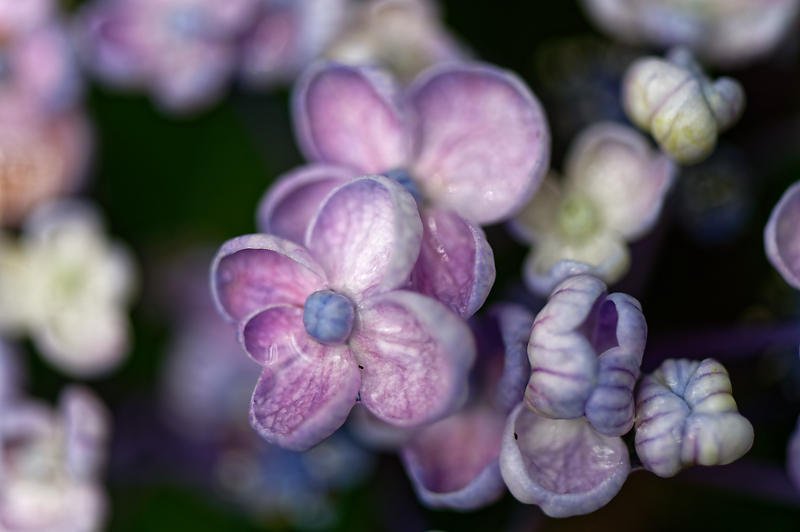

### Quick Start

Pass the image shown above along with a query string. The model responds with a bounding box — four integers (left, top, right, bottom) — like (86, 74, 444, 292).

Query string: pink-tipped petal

(293, 62, 410, 173)
(401, 407, 506, 510)
(350, 290, 475, 427)
(409, 63, 550, 224)
(410, 208, 495, 318)
(305, 176, 422, 300)
(245, 306, 361, 451)
(211, 234, 326, 322)
(765, 181, 800, 290)
(499, 403, 630, 518)
(256, 164, 353, 242)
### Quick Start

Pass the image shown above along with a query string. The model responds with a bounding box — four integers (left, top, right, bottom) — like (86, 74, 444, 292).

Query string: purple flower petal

(211, 234, 326, 322)
(61, 386, 110, 480)
(256, 163, 353, 242)
(293, 62, 410, 173)
(789, 416, 800, 491)
(635, 358, 754, 477)
(489, 304, 534, 413)
(765, 180, 800, 290)
(401, 407, 506, 510)
(0, 341, 21, 405)
(409, 207, 495, 318)
(409, 63, 550, 225)
(348, 404, 414, 450)
(246, 305, 362, 451)
(305, 176, 422, 301)
(350, 290, 475, 427)
(499, 403, 630, 517)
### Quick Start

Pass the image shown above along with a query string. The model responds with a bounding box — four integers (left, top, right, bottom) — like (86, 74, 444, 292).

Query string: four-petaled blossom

(510, 122, 674, 294)
(0, 386, 110, 531)
(212, 176, 476, 451)
(400, 304, 533, 510)
(764, 180, 800, 290)
(635, 358, 754, 477)
(524, 274, 647, 436)
(325, 0, 468, 83)
(258, 61, 549, 316)
(240, 0, 347, 87)
(77, 0, 259, 112)
(580, 0, 800, 67)
(0, 201, 137, 377)
(623, 47, 745, 164)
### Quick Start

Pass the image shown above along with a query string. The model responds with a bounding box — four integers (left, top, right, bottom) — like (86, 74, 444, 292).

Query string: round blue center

(384, 168, 421, 203)
(303, 290, 355, 344)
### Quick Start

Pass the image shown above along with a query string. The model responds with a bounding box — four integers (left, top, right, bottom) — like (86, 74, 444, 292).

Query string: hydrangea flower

(77, 0, 259, 112)
(0, 111, 91, 226)
(240, 0, 347, 87)
(635, 358, 754, 477)
(765, 180, 800, 290)
(510, 122, 674, 294)
(524, 275, 647, 436)
(580, 0, 800, 67)
(400, 304, 533, 510)
(0, 201, 136, 377)
(0, 386, 110, 531)
(212, 176, 476, 451)
(789, 417, 800, 491)
(325, 0, 467, 82)
(623, 47, 745, 164)
(0, 0, 81, 116)
(258, 61, 549, 316)
(499, 403, 631, 517)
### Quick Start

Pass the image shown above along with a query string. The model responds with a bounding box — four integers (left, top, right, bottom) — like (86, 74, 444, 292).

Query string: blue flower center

(384, 168, 421, 203)
(303, 290, 355, 344)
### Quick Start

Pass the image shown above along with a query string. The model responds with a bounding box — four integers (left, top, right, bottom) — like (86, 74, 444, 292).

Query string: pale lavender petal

(305, 176, 422, 301)
(211, 234, 326, 322)
(245, 306, 361, 451)
(409, 207, 495, 318)
(401, 407, 506, 510)
(500, 403, 630, 518)
(585, 294, 646, 436)
(765, 180, 800, 290)
(61, 386, 110, 480)
(489, 304, 534, 413)
(524, 276, 607, 419)
(255, 163, 353, 242)
(409, 63, 550, 225)
(789, 417, 800, 491)
(635, 358, 754, 478)
(293, 62, 410, 173)
(350, 290, 475, 427)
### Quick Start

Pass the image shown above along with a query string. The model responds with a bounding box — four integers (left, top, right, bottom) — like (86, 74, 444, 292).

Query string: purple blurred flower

(259, 61, 549, 316)
(623, 47, 744, 164)
(524, 275, 646, 436)
(0, 201, 137, 377)
(325, 0, 468, 82)
(510, 122, 674, 294)
(77, 0, 259, 112)
(0, 386, 110, 531)
(212, 176, 475, 451)
(765, 180, 800, 290)
(499, 403, 630, 517)
(400, 304, 533, 510)
(635, 358, 754, 477)
(580, 0, 800, 67)
(240, 0, 347, 87)
(789, 417, 800, 491)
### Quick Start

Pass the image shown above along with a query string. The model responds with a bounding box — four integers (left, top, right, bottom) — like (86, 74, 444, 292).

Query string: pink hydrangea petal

(350, 290, 475, 427)
(293, 62, 410, 173)
(305, 176, 422, 300)
(256, 164, 353, 242)
(765, 180, 800, 290)
(409, 207, 495, 318)
(400, 407, 506, 510)
(61, 387, 109, 480)
(499, 403, 630, 518)
(490, 304, 534, 413)
(211, 234, 326, 322)
(409, 63, 550, 225)
(245, 306, 362, 451)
